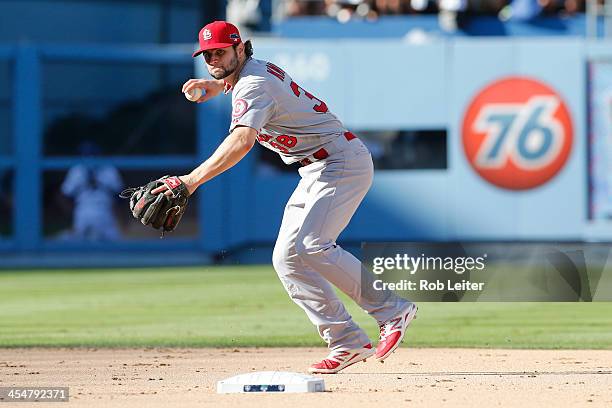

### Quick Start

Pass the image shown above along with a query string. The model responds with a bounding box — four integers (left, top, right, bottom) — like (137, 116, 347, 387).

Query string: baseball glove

(119, 175, 190, 235)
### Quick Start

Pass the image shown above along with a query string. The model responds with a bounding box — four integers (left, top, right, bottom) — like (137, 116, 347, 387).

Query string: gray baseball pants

(272, 135, 409, 351)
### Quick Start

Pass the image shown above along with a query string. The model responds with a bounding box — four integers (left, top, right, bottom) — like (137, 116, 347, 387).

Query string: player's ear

(236, 42, 245, 58)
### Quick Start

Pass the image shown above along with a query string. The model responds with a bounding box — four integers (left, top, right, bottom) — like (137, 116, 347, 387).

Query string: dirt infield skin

(0, 348, 611, 407)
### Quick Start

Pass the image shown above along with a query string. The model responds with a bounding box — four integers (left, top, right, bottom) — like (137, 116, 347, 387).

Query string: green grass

(0, 266, 611, 349)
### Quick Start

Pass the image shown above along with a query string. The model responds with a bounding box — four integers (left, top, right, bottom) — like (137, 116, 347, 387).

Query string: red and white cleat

(375, 303, 418, 362)
(308, 344, 375, 374)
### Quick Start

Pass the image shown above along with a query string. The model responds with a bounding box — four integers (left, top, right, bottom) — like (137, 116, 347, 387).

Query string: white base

(217, 371, 325, 393)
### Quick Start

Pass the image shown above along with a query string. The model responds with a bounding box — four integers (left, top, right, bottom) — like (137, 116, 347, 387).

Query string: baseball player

(155, 21, 417, 374)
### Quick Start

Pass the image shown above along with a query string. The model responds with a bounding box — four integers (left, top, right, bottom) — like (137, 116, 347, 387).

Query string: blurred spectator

(374, 0, 411, 14)
(563, 0, 586, 15)
(410, 0, 439, 13)
(227, 0, 262, 29)
(60, 141, 123, 241)
(438, 0, 468, 30)
(498, 0, 543, 20)
(498, 0, 583, 21)
(285, 0, 327, 15)
(326, 0, 376, 21)
(470, 0, 507, 15)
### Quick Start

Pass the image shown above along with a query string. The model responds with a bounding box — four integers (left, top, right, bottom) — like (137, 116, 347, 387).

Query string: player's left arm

(153, 125, 257, 196)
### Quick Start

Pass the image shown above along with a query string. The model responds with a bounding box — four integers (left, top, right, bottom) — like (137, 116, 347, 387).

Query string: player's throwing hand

(181, 79, 224, 103)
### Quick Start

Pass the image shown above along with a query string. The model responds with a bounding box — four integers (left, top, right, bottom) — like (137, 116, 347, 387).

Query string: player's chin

(209, 68, 233, 80)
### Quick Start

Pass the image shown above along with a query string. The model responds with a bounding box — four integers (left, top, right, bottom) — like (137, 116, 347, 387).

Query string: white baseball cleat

(375, 302, 418, 362)
(308, 344, 375, 374)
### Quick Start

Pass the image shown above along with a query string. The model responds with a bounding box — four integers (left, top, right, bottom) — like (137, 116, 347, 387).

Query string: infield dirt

(1, 348, 611, 407)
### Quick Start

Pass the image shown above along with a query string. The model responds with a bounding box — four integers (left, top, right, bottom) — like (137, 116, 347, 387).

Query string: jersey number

(265, 62, 329, 114)
(258, 133, 297, 153)
(290, 81, 329, 113)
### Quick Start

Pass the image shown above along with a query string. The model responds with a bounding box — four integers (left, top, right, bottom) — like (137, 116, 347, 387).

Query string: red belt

(299, 132, 357, 166)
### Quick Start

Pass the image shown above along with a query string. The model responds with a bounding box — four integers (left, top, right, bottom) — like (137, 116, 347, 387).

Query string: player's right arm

(181, 78, 224, 103)
(186, 125, 256, 188)
(152, 125, 257, 196)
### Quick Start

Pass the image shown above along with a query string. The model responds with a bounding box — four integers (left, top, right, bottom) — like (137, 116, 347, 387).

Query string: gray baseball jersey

(229, 58, 346, 164)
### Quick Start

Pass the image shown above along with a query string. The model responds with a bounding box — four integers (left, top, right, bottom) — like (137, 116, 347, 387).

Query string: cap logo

(230, 33, 240, 41)
(203, 29, 212, 40)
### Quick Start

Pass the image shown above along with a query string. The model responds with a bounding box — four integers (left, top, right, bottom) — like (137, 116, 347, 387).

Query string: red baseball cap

(192, 21, 242, 58)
